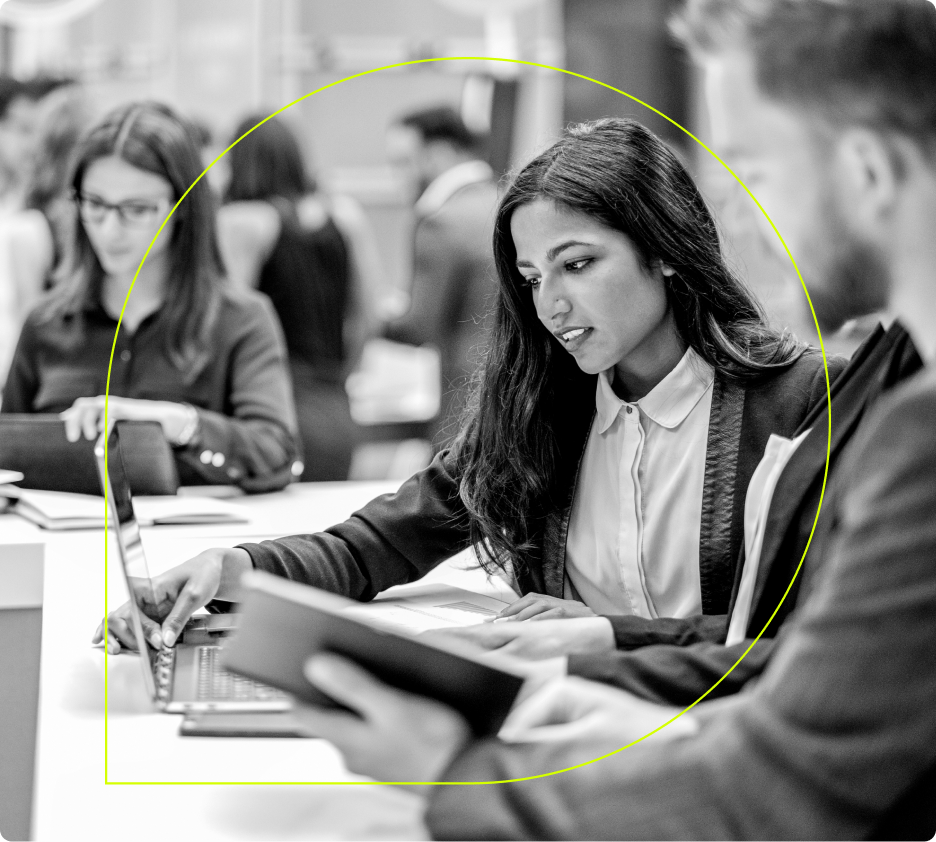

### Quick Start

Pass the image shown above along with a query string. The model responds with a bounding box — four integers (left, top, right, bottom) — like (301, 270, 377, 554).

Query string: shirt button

(120, 349, 132, 362)
(211, 452, 225, 468)
(625, 406, 633, 415)
(199, 450, 213, 464)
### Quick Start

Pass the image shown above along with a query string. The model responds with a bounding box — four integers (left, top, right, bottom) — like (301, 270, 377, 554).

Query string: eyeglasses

(73, 192, 171, 228)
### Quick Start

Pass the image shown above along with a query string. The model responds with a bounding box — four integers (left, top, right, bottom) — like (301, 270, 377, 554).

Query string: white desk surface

(0, 481, 517, 841)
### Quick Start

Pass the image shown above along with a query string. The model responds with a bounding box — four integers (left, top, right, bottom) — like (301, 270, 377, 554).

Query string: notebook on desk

(94, 424, 286, 713)
(3, 486, 250, 530)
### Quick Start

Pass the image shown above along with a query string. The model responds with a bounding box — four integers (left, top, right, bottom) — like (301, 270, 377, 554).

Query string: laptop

(94, 423, 288, 713)
(1, 414, 179, 495)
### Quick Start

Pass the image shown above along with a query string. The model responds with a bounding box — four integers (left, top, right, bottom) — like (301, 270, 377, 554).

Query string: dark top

(427, 364, 936, 842)
(1, 289, 301, 492)
(257, 201, 351, 384)
(239, 348, 843, 621)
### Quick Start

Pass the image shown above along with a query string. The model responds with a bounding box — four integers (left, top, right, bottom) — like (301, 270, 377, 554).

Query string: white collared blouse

(564, 348, 716, 619)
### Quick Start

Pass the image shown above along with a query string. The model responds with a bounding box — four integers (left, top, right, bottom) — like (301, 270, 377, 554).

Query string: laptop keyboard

(195, 646, 285, 702)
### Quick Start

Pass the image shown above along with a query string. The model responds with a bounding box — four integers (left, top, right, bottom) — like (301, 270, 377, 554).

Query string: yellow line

(103, 55, 831, 787)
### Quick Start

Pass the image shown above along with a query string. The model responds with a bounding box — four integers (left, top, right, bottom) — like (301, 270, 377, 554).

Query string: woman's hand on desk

(91, 548, 252, 652)
(292, 653, 471, 788)
(60, 395, 194, 444)
(424, 617, 616, 661)
(488, 593, 597, 623)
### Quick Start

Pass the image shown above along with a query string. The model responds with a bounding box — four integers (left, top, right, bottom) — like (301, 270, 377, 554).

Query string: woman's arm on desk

(234, 448, 473, 600)
(94, 448, 475, 650)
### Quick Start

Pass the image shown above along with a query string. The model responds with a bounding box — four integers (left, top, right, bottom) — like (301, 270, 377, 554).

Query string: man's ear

(833, 127, 900, 231)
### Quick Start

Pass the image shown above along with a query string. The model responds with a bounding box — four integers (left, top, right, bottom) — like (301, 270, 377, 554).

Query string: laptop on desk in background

(94, 423, 288, 713)
(1, 415, 178, 495)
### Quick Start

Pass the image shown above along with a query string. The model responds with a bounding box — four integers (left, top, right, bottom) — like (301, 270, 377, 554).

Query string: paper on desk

(9, 489, 249, 530)
(343, 583, 509, 633)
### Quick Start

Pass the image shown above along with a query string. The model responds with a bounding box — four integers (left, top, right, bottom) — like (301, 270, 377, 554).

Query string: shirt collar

(414, 159, 493, 217)
(595, 347, 715, 434)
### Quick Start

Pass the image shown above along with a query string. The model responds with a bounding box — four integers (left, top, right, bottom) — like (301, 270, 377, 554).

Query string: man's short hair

(19, 76, 74, 102)
(672, 0, 936, 158)
(0, 75, 74, 121)
(397, 105, 478, 152)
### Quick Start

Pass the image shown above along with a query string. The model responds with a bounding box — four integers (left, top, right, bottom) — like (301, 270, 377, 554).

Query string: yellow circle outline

(103, 55, 831, 786)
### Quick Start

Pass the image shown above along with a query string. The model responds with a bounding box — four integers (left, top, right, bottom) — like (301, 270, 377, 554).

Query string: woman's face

(78, 155, 175, 278)
(511, 198, 681, 385)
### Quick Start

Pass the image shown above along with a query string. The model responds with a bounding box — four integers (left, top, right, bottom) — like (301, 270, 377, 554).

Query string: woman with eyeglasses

(1, 101, 302, 492)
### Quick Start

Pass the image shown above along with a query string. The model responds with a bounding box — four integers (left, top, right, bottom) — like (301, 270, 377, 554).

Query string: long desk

(0, 482, 517, 841)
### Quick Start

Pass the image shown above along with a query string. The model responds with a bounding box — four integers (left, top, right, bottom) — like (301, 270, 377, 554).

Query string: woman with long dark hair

(96, 118, 841, 654)
(217, 113, 379, 481)
(2, 102, 301, 492)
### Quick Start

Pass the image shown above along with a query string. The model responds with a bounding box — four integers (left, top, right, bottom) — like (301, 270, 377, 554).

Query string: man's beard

(799, 198, 891, 333)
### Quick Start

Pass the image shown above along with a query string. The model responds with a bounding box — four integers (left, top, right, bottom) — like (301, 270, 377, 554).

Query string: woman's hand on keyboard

(91, 547, 251, 653)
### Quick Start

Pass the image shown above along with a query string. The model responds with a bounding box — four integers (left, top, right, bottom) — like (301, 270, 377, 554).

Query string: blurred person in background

(0, 75, 43, 213)
(1, 101, 301, 492)
(217, 113, 381, 481)
(22, 77, 88, 266)
(0, 75, 79, 390)
(384, 105, 500, 448)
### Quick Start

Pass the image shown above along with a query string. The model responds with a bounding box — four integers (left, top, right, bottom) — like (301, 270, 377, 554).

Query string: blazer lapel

(747, 323, 915, 621)
(540, 383, 596, 599)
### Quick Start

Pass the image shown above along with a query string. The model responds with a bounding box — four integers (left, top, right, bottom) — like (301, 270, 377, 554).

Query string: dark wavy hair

(40, 101, 224, 377)
(224, 113, 316, 202)
(454, 117, 803, 575)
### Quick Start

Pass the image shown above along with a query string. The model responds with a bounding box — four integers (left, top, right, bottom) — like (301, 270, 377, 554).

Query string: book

(221, 571, 525, 737)
(0, 488, 249, 530)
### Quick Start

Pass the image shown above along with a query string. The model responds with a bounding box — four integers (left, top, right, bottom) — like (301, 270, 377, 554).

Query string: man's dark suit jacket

(568, 321, 923, 705)
(427, 364, 936, 841)
(384, 174, 500, 446)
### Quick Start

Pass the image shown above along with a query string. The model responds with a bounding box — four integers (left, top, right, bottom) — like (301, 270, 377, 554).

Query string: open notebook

(0, 487, 249, 530)
(345, 582, 510, 632)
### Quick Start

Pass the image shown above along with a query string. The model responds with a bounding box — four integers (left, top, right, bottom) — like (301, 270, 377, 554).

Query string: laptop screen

(95, 425, 162, 699)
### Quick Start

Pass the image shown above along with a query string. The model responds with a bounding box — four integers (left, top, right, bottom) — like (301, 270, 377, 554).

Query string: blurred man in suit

(294, 3, 936, 838)
(385, 106, 499, 447)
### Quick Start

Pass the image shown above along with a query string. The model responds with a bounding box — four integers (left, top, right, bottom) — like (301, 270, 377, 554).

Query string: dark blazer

(427, 365, 936, 841)
(568, 321, 923, 705)
(1, 289, 301, 492)
(241, 350, 838, 617)
(385, 175, 500, 445)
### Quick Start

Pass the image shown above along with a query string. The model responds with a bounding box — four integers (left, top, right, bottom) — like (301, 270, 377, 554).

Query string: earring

(661, 264, 675, 277)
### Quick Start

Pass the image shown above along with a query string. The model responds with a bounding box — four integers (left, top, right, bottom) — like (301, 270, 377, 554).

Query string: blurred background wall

(0, 0, 819, 354)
